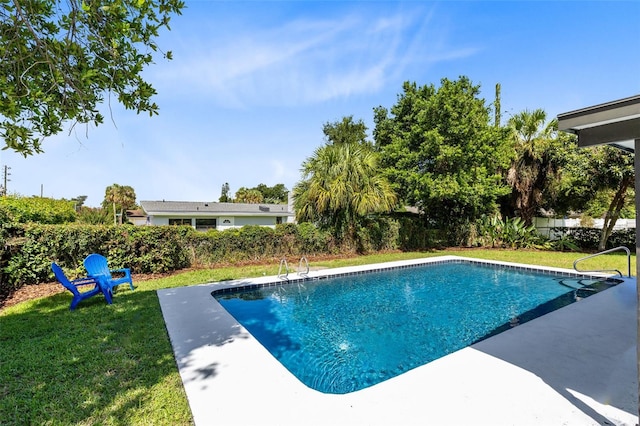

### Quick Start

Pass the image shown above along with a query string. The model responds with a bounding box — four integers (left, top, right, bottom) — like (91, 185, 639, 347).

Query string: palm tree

(506, 109, 561, 225)
(104, 184, 121, 226)
(293, 141, 397, 246)
(103, 184, 137, 225)
(234, 187, 264, 204)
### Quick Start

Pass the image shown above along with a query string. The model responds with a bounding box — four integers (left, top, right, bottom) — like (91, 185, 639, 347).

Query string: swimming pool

(213, 259, 619, 394)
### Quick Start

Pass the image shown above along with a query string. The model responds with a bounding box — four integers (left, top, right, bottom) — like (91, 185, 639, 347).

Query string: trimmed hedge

(0, 216, 437, 298)
(1, 223, 340, 291)
(3, 224, 192, 288)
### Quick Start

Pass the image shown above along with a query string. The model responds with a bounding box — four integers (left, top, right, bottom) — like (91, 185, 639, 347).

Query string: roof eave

(557, 94, 640, 152)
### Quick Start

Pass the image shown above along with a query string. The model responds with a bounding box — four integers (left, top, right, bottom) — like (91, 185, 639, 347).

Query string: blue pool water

(214, 261, 616, 394)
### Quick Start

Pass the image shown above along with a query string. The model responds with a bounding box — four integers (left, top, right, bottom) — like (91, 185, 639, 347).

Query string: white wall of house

(235, 216, 277, 227)
(218, 217, 234, 231)
(144, 215, 289, 231)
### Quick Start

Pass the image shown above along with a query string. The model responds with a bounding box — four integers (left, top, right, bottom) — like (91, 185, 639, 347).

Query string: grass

(0, 249, 634, 425)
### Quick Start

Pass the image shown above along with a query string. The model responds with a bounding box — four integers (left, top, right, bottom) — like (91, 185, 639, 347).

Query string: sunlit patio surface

(158, 257, 638, 425)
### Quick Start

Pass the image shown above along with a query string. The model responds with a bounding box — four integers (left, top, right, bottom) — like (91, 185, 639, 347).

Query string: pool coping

(210, 255, 618, 297)
(158, 255, 638, 425)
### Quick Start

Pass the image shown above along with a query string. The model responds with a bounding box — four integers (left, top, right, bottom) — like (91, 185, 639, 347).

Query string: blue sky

(2, 1, 639, 207)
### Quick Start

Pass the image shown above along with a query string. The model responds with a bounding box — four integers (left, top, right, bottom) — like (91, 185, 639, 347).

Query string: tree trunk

(598, 176, 632, 251)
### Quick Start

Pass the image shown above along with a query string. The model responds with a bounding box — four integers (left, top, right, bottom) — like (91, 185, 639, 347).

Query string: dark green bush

(356, 216, 400, 253)
(396, 215, 434, 250)
(606, 228, 635, 251)
(551, 227, 635, 251)
(295, 222, 335, 254)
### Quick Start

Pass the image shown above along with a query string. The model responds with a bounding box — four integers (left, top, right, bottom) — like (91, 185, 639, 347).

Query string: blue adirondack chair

(51, 262, 112, 310)
(83, 253, 134, 294)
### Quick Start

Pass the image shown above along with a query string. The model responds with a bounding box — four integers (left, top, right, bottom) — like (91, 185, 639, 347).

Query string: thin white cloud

(156, 5, 479, 108)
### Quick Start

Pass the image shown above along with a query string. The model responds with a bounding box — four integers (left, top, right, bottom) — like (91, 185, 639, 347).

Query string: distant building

(137, 200, 294, 231)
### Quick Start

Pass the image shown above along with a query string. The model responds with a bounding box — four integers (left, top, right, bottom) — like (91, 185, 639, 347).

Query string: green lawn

(0, 249, 634, 425)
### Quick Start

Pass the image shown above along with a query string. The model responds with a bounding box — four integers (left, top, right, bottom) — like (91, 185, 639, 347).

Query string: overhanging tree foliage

(0, 0, 184, 155)
(374, 77, 512, 235)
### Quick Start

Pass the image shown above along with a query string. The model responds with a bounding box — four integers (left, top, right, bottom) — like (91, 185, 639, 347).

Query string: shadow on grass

(0, 288, 193, 425)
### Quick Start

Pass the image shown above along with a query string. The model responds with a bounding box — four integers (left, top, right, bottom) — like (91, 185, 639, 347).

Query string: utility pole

(1, 165, 10, 196)
(494, 83, 501, 128)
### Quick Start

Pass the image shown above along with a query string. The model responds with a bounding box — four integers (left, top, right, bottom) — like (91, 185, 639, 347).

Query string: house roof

(140, 200, 293, 217)
(557, 94, 640, 152)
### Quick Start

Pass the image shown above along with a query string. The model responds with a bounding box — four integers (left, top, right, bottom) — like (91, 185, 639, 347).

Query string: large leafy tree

(253, 183, 288, 204)
(293, 117, 396, 245)
(374, 77, 512, 232)
(1, 0, 184, 155)
(554, 145, 635, 250)
(226, 183, 289, 204)
(102, 183, 136, 225)
(322, 115, 370, 146)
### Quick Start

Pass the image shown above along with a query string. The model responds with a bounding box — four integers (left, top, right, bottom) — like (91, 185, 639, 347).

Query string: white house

(138, 200, 295, 231)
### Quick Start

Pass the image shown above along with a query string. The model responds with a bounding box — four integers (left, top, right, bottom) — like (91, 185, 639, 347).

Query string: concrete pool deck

(158, 256, 638, 425)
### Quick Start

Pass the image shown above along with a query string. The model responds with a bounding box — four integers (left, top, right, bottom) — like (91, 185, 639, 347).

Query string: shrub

(0, 196, 77, 224)
(550, 226, 635, 251)
(356, 216, 400, 253)
(396, 215, 433, 250)
(606, 228, 635, 251)
(474, 215, 548, 249)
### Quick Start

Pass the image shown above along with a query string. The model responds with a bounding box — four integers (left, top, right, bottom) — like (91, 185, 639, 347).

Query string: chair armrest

(71, 277, 99, 287)
(111, 268, 132, 278)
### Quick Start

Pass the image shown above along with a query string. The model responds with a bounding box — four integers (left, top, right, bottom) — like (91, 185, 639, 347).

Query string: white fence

(533, 217, 635, 239)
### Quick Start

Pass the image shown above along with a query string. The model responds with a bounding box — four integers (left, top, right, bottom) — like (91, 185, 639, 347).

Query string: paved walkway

(158, 257, 638, 425)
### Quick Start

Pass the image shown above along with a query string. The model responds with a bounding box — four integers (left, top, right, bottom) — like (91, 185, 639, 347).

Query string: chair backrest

(51, 263, 80, 296)
(84, 253, 111, 278)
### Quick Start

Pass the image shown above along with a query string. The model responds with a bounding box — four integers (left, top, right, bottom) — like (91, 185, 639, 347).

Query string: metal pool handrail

(298, 256, 309, 277)
(278, 258, 289, 279)
(573, 246, 632, 277)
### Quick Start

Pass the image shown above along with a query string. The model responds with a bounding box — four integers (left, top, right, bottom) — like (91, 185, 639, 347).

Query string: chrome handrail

(573, 246, 632, 277)
(298, 256, 309, 276)
(278, 258, 289, 279)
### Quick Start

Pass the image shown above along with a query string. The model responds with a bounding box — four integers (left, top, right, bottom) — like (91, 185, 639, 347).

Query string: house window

(169, 218, 192, 226)
(195, 218, 217, 231)
(276, 217, 283, 225)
